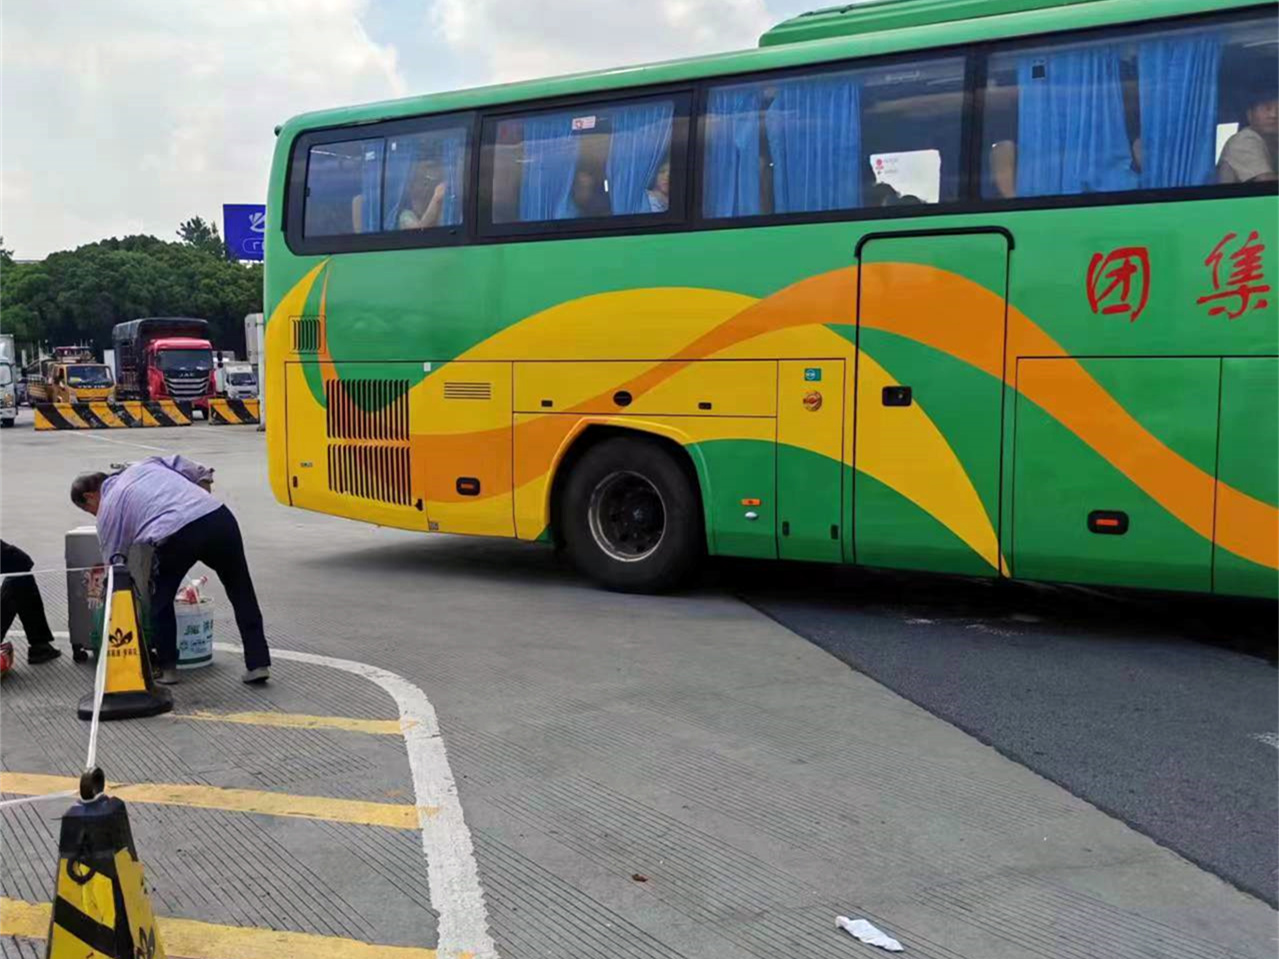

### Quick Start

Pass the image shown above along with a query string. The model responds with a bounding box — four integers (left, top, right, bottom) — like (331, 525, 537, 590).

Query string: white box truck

(0, 334, 17, 427)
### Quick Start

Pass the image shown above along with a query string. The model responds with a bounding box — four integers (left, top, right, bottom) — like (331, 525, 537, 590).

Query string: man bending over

(70, 456, 271, 685)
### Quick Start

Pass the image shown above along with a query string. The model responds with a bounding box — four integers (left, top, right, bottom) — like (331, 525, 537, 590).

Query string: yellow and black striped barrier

(34, 401, 192, 430)
(208, 398, 260, 425)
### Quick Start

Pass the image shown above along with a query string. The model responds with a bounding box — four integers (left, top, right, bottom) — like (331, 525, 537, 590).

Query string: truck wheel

(561, 436, 702, 593)
(0, 419, 13, 428)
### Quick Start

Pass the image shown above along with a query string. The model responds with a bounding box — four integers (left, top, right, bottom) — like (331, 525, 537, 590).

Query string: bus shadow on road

(719, 559, 1279, 662)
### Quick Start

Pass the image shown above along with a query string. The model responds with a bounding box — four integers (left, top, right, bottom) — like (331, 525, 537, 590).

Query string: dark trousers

(151, 506, 270, 670)
(0, 540, 56, 649)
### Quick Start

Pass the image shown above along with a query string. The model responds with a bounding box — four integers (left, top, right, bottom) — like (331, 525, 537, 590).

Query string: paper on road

(837, 915, 904, 951)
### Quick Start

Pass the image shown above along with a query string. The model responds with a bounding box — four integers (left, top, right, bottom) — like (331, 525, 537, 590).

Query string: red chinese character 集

(1197, 231, 1271, 320)
(1086, 246, 1150, 322)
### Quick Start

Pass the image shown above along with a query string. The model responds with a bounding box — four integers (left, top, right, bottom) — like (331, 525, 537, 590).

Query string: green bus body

(265, 0, 1279, 597)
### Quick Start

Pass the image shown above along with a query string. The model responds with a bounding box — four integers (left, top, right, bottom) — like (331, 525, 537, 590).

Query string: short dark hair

(1246, 89, 1278, 112)
(70, 472, 108, 507)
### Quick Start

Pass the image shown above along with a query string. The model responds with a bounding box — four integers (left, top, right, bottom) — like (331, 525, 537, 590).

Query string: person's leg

(149, 537, 198, 672)
(1, 543, 58, 661)
(197, 507, 270, 672)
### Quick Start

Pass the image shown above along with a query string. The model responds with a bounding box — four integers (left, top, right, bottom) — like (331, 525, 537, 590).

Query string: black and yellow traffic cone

(45, 769, 166, 959)
(77, 564, 172, 721)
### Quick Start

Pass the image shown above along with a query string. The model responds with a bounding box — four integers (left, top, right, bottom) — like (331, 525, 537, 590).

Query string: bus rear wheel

(561, 437, 701, 593)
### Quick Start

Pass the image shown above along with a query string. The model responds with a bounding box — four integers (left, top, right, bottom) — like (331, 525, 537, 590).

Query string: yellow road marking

(0, 773, 431, 830)
(175, 709, 408, 736)
(1, 897, 437, 958)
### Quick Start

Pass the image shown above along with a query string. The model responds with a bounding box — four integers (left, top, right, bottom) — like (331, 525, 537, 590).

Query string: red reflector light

(740, 498, 761, 507)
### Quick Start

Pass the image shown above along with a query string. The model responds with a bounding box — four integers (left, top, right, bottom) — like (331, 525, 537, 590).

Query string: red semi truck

(111, 318, 217, 414)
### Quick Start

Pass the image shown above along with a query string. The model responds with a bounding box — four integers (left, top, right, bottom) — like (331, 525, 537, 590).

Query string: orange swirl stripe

(283, 261, 1276, 570)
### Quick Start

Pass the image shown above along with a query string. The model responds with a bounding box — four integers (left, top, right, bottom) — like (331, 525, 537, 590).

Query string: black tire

(0, 419, 13, 428)
(561, 436, 702, 593)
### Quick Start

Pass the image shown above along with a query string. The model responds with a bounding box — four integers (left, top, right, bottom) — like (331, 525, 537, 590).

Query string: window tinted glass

(383, 126, 469, 231)
(983, 13, 1278, 199)
(487, 98, 680, 225)
(303, 138, 384, 237)
(703, 57, 965, 219)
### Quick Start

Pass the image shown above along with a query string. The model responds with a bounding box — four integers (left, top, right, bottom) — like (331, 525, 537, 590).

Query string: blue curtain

(765, 75, 861, 213)
(440, 132, 465, 226)
(382, 138, 419, 230)
(358, 141, 383, 233)
(1015, 46, 1139, 196)
(519, 113, 580, 221)
(606, 102, 674, 215)
(1138, 34, 1221, 189)
(703, 87, 763, 217)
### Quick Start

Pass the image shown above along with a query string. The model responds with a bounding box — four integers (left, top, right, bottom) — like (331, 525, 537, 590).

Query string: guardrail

(34, 401, 192, 430)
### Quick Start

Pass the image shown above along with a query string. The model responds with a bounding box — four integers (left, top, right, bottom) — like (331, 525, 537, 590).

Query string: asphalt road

(734, 562, 1279, 904)
(3, 421, 1275, 958)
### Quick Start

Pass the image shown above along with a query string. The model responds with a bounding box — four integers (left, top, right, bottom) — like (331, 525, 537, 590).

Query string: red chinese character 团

(1196, 231, 1271, 320)
(1086, 246, 1150, 322)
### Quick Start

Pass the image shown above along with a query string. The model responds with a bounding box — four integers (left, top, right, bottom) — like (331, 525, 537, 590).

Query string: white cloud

(430, 0, 774, 86)
(2, 0, 809, 258)
(1, 0, 405, 259)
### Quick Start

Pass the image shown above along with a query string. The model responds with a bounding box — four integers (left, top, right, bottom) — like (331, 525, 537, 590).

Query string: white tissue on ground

(836, 916, 904, 951)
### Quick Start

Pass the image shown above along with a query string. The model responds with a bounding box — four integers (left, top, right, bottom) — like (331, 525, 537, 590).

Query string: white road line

(1250, 732, 1279, 750)
(213, 642, 496, 959)
(64, 430, 169, 452)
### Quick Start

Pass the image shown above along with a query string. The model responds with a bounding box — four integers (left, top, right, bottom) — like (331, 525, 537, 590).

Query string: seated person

(397, 160, 448, 229)
(990, 139, 1019, 198)
(567, 170, 610, 218)
(866, 181, 899, 207)
(646, 162, 671, 213)
(1218, 91, 1278, 184)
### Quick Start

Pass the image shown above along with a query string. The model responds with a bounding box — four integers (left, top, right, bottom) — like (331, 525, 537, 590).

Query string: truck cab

(149, 337, 216, 410)
(221, 363, 258, 400)
(112, 318, 217, 412)
(53, 362, 115, 403)
(0, 362, 16, 427)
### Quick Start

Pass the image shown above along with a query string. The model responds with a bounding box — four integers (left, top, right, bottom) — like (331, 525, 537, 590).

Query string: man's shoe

(156, 667, 181, 685)
(242, 666, 270, 684)
(28, 645, 61, 665)
(72, 646, 90, 664)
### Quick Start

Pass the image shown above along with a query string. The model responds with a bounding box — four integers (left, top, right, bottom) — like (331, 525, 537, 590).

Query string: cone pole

(77, 564, 172, 721)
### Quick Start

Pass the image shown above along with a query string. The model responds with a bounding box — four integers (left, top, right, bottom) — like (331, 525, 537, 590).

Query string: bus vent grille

(326, 445, 412, 507)
(325, 379, 410, 441)
(293, 316, 324, 353)
(443, 381, 493, 400)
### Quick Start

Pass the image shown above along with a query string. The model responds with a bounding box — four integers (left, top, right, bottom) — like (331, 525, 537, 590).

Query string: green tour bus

(264, 0, 1278, 597)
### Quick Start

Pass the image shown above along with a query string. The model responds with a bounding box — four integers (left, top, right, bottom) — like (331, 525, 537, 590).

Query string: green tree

(177, 216, 228, 260)
(0, 221, 263, 357)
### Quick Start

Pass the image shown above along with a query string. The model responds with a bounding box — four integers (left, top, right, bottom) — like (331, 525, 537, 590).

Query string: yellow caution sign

(46, 794, 166, 959)
(77, 565, 172, 721)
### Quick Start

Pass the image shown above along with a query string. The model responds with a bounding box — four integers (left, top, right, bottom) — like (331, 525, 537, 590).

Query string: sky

(1, 0, 817, 260)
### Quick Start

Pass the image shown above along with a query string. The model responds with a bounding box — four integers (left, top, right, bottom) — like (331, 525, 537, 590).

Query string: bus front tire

(561, 437, 702, 593)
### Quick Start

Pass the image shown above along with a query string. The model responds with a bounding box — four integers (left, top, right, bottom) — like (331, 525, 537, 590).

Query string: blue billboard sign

(223, 204, 266, 261)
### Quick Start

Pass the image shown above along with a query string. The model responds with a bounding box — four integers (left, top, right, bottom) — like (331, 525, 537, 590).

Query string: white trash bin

(175, 598, 214, 669)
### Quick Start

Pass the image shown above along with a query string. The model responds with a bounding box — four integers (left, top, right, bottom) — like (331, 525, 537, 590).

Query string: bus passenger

(398, 160, 448, 229)
(646, 162, 671, 213)
(569, 170, 610, 218)
(1218, 92, 1278, 184)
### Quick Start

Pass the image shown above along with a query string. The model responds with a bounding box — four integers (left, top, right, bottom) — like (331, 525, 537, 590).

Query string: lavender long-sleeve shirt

(96, 456, 221, 563)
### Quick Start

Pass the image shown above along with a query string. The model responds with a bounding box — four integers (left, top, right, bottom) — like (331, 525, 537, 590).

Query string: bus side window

(982, 10, 1277, 199)
(702, 55, 964, 220)
(484, 96, 681, 227)
(303, 138, 385, 238)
